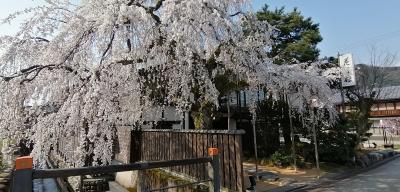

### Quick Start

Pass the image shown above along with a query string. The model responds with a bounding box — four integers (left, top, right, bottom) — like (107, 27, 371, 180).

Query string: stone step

(108, 181, 129, 192)
(0, 184, 6, 190)
(0, 173, 10, 178)
(0, 178, 9, 184)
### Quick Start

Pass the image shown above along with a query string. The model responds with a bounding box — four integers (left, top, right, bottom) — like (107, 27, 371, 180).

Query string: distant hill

(356, 64, 400, 86)
(383, 66, 400, 86)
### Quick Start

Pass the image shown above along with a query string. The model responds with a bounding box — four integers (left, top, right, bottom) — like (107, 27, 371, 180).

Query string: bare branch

(0, 27, 93, 82)
(127, 0, 163, 24)
(230, 11, 243, 17)
(32, 37, 50, 43)
(100, 30, 116, 64)
(47, 17, 67, 24)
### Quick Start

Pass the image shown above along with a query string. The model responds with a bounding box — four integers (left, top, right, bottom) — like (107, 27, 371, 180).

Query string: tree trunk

(282, 124, 292, 146)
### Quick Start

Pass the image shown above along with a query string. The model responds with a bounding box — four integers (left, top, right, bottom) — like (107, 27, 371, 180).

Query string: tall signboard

(339, 53, 356, 87)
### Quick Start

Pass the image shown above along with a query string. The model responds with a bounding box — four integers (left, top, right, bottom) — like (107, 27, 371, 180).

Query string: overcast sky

(1, 0, 399, 65)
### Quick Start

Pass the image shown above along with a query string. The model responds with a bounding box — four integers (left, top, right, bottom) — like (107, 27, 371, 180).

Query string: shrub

(270, 151, 292, 167)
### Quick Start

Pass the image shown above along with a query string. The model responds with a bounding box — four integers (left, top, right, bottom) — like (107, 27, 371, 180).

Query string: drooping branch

(32, 37, 50, 43)
(100, 29, 116, 64)
(47, 17, 67, 24)
(127, 0, 164, 24)
(0, 27, 93, 82)
(0, 64, 73, 83)
(230, 11, 244, 17)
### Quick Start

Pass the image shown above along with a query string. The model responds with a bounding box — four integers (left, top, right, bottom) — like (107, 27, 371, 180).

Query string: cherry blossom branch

(100, 29, 116, 64)
(127, 0, 164, 24)
(0, 64, 73, 83)
(47, 17, 67, 24)
(1, 27, 93, 83)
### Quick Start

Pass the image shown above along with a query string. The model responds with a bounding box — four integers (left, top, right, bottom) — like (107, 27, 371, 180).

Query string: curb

(331, 154, 400, 180)
(264, 154, 400, 192)
(266, 183, 307, 192)
(292, 154, 400, 191)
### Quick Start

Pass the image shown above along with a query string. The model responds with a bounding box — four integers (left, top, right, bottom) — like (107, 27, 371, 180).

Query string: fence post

(12, 156, 33, 192)
(208, 148, 220, 192)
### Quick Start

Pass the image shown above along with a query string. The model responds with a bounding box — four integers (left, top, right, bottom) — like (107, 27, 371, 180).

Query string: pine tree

(257, 5, 323, 65)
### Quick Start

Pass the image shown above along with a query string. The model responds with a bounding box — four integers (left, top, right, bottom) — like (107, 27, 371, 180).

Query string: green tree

(251, 5, 323, 150)
(257, 5, 323, 64)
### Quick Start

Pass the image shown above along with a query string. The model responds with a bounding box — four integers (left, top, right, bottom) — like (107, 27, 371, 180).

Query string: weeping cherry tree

(0, 0, 337, 167)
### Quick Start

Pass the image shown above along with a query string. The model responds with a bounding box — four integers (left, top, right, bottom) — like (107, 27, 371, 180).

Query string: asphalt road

(310, 157, 400, 192)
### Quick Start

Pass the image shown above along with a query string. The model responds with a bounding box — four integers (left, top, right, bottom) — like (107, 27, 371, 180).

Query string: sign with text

(339, 53, 356, 87)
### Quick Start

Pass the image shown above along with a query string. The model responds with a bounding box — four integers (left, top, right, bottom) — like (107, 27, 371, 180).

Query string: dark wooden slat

(142, 132, 150, 160)
(193, 133, 199, 179)
(142, 132, 145, 160)
(152, 132, 155, 161)
(181, 132, 185, 175)
(155, 132, 158, 161)
(217, 134, 225, 187)
(158, 132, 161, 161)
(223, 134, 230, 188)
(168, 132, 171, 161)
(235, 134, 244, 191)
(178, 132, 182, 173)
(198, 133, 204, 180)
(228, 135, 237, 190)
(152, 132, 155, 160)
(206, 133, 211, 180)
(185, 132, 189, 176)
(188, 132, 193, 178)
(175, 132, 180, 172)
(162, 132, 165, 161)
(171, 132, 176, 172)
(202, 133, 207, 180)
(171, 131, 174, 162)
(146, 132, 149, 160)
(155, 132, 158, 160)
(146, 132, 149, 159)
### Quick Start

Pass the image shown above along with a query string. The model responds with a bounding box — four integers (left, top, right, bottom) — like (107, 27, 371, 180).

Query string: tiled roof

(332, 85, 400, 104)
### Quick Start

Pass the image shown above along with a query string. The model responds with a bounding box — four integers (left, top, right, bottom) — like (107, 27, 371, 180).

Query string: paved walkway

(310, 157, 400, 192)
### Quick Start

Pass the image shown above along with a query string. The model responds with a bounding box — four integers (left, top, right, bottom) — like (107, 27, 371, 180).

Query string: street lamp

(309, 96, 323, 178)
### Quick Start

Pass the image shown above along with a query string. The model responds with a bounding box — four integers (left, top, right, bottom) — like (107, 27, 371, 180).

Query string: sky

(0, 0, 400, 65)
(253, 0, 400, 65)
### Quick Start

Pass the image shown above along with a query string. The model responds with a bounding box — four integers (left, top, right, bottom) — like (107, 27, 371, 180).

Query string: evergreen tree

(257, 5, 323, 64)
(253, 5, 323, 154)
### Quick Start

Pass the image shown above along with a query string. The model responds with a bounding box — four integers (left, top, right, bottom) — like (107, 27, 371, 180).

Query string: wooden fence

(130, 129, 245, 192)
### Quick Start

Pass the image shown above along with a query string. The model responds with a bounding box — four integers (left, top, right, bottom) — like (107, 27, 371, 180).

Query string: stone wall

(114, 126, 132, 164)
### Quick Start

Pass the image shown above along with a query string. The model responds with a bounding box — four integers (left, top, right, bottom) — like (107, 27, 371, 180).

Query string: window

(396, 102, 400, 109)
(337, 106, 343, 112)
(386, 103, 395, 110)
(379, 103, 387, 111)
(371, 104, 379, 111)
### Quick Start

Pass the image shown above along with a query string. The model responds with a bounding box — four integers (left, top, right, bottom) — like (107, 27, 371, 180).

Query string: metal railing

(12, 148, 221, 192)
